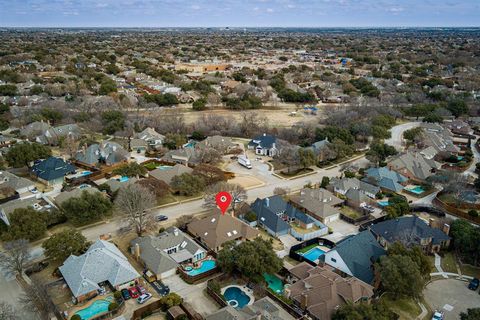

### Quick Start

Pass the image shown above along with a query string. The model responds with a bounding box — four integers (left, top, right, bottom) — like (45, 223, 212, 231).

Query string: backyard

(340, 206, 362, 219)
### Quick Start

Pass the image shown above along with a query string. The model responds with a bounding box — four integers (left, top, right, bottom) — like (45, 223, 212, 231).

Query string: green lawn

(380, 294, 421, 320)
(459, 263, 480, 279)
(144, 162, 160, 170)
(296, 243, 318, 253)
(340, 206, 362, 219)
(440, 252, 458, 273)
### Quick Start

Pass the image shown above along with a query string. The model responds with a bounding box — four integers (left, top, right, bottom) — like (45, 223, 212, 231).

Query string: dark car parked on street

(468, 278, 479, 291)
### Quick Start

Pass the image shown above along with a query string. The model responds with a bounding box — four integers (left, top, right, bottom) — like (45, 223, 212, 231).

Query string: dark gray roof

(331, 231, 386, 284)
(370, 216, 450, 246)
(251, 195, 322, 232)
(0, 170, 35, 192)
(31, 157, 76, 181)
(248, 134, 277, 149)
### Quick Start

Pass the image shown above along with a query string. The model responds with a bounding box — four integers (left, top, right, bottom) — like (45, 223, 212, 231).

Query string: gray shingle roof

(329, 231, 386, 284)
(59, 240, 139, 298)
(370, 216, 450, 246)
(149, 164, 193, 185)
(0, 171, 35, 192)
(290, 188, 343, 220)
(131, 227, 206, 274)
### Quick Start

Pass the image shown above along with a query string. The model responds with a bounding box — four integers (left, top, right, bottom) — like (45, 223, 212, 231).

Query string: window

(331, 258, 337, 263)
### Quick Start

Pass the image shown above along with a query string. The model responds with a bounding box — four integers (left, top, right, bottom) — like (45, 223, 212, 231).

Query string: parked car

(128, 287, 140, 299)
(468, 278, 479, 290)
(155, 215, 168, 222)
(25, 261, 49, 276)
(121, 289, 131, 300)
(432, 310, 444, 320)
(136, 286, 147, 295)
(137, 293, 152, 304)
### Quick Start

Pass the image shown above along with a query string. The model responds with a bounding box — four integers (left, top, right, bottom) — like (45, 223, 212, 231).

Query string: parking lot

(424, 279, 480, 319)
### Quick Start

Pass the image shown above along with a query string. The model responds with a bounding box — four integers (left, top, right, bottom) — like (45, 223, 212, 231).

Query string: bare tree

(175, 214, 194, 230)
(19, 278, 57, 320)
(115, 184, 156, 236)
(0, 239, 30, 279)
(273, 187, 291, 196)
(203, 182, 247, 214)
(0, 302, 19, 320)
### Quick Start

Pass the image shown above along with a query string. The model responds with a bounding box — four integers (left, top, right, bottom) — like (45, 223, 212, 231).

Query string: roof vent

(211, 218, 216, 223)
(227, 232, 232, 237)
(204, 232, 208, 236)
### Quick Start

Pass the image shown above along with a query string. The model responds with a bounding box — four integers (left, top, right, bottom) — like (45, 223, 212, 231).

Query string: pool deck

(221, 285, 255, 307)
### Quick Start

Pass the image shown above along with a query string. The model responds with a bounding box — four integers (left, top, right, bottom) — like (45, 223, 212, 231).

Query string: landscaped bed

(340, 206, 362, 219)
(277, 168, 314, 178)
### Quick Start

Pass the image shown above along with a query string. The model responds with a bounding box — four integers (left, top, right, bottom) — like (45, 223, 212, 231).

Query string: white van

(137, 293, 152, 304)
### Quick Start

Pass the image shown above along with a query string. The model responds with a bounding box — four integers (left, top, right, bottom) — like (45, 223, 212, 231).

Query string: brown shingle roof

(187, 210, 259, 250)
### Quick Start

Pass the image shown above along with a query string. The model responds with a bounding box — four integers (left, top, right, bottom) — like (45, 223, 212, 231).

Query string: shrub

(108, 302, 119, 311)
(71, 315, 81, 320)
(113, 291, 122, 300)
(468, 210, 479, 218)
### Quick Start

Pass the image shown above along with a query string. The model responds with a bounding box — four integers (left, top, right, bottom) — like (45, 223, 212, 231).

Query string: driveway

(385, 121, 421, 151)
(424, 278, 480, 319)
(161, 275, 219, 316)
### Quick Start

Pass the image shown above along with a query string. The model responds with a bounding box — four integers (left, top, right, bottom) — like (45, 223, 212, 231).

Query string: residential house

(187, 211, 259, 252)
(369, 215, 451, 254)
(444, 119, 473, 136)
(150, 164, 193, 185)
(196, 135, 237, 154)
(251, 195, 329, 240)
(134, 127, 165, 149)
(329, 177, 380, 199)
(20, 121, 52, 139)
(0, 170, 35, 195)
(130, 138, 148, 154)
(387, 151, 440, 182)
(290, 188, 343, 225)
(162, 148, 198, 165)
(322, 231, 386, 285)
(0, 135, 15, 147)
(102, 176, 139, 193)
(0, 196, 53, 225)
(206, 297, 295, 320)
(285, 263, 374, 320)
(31, 157, 76, 185)
(420, 123, 460, 155)
(248, 133, 278, 157)
(59, 240, 140, 302)
(75, 141, 129, 167)
(307, 139, 336, 162)
(363, 167, 408, 193)
(131, 227, 207, 279)
(53, 187, 102, 206)
(37, 124, 81, 145)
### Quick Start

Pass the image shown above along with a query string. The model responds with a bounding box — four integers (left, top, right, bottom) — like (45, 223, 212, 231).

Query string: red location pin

(215, 191, 232, 215)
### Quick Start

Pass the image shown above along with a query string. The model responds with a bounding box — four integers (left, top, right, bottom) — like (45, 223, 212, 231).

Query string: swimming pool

(377, 201, 390, 207)
(223, 286, 251, 309)
(81, 171, 92, 176)
(118, 176, 129, 182)
(263, 273, 284, 294)
(302, 247, 326, 263)
(187, 260, 216, 276)
(406, 186, 425, 195)
(74, 296, 113, 320)
(184, 142, 196, 148)
(157, 165, 173, 171)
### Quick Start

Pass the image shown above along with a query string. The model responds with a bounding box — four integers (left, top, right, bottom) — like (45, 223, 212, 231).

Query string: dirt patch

(228, 176, 264, 189)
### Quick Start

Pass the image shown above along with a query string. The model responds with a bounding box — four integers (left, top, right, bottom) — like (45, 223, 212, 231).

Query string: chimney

(265, 197, 270, 207)
(300, 293, 308, 309)
(443, 223, 450, 235)
(134, 243, 140, 260)
(429, 218, 435, 227)
(173, 228, 179, 236)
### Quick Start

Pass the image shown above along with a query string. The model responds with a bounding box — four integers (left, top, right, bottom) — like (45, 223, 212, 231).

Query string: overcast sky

(0, 0, 479, 28)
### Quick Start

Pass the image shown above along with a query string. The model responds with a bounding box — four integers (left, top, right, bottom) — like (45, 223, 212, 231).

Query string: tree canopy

(42, 229, 89, 262)
(61, 191, 113, 226)
(171, 173, 205, 196)
(217, 237, 282, 283)
(5, 143, 51, 168)
(4, 208, 47, 241)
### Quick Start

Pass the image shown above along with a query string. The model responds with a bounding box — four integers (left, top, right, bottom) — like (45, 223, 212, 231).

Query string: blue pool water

(158, 165, 173, 170)
(187, 260, 216, 276)
(461, 190, 479, 203)
(81, 171, 92, 176)
(74, 297, 113, 320)
(118, 176, 129, 182)
(184, 142, 196, 148)
(406, 186, 425, 195)
(302, 247, 326, 263)
(223, 287, 251, 309)
(378, 201, 390, 207)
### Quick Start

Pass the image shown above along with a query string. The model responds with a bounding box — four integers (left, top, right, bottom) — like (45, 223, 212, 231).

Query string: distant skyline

(0, 0, 479, 28)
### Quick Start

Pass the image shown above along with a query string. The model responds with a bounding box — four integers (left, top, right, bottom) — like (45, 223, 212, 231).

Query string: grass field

(296, 243, 318, 254)
(440, 252, 458, 273)
(380, 293, 422, 320)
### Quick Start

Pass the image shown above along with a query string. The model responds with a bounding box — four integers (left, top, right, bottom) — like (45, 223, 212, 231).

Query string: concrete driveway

(161, 274, 219, 317)
(424, 278, 480, 319)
